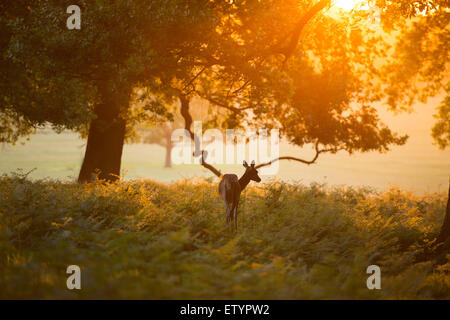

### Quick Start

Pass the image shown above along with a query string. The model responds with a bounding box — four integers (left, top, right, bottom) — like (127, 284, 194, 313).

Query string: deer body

(218, 161, 261, 230)
(219, 174, 241, 227)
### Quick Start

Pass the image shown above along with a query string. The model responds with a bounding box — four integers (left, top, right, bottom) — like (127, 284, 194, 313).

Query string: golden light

(333, 0, 362, 11)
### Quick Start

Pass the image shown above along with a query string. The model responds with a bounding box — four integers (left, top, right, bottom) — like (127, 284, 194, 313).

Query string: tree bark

(165, 140, 172, 168)
(437, 181, 450, 244)
(179, 94, 201, 157)
(279, 0, 331, 60)
(78, 87, 129, 183)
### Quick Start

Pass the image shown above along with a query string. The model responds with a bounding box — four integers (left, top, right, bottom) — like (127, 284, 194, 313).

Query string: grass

(1, 129, 450, 192)
(0, 174, 449, 299)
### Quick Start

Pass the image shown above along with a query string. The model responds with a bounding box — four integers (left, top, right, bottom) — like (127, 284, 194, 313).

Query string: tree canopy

(0, 0, 448, 181)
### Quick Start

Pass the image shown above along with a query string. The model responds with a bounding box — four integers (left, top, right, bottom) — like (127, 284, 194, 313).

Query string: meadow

(1, 0, 448, 302)
(1, 174, 449, 299)
(2, 103, 450, 193)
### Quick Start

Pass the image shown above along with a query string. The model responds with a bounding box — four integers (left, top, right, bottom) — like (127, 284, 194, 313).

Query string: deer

(199, 151, 261, 231)
(220, 160, 262, 230)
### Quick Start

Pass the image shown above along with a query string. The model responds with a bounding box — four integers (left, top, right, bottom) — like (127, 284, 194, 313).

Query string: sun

(333, 0, 362, 11)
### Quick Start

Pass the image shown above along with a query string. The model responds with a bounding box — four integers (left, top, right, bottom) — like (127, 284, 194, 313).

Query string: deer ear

(251, 160, 255, 167)
(243, 160, 249, 168)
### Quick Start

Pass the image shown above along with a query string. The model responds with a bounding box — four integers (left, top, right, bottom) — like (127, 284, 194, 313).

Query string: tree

(374, 0, 449, 244)
(143, 122, 175, 168)
(1, 0, 230, 181)
(437, 181, 450, 246)
(373, 0, 449, 149)
(432, 95, 450, 149)
(168, 0, 449, 245)
(1, 0, 448, 182)
(136, 97, 215, 168)
(171, 0, 412, 165)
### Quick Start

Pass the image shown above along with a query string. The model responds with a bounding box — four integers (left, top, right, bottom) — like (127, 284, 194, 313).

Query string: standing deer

(199, 151, 261, 231)
(219, 160, 261, 230)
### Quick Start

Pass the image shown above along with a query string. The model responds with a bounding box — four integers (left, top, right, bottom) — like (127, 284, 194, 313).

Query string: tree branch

(182, 66, 207, 92)
(274, 0, 331, 61)
(186, 1, 331, 70)
(179, 94, 222, 177)
(195, 92, 254, 114)
(254, 142, 338, 169)
(179, 94, 202, 157)
(200, 150, 222, 178)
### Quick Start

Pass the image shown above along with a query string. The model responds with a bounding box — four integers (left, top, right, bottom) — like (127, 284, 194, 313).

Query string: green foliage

(379, 3, 449, 148)
(185, 4, 411, 154)
(0, 0, 226, 143)
(1, 0, 448, 155)
(0, 0, 423, 153)
(0, 176, 448, 299)
(432, 94, 450, 149)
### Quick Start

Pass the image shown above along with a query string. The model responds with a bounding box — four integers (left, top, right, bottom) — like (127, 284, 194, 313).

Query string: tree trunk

(164, 140, 172, 168)
(78, 87, 129, 183)
(437, 181, 450, 244)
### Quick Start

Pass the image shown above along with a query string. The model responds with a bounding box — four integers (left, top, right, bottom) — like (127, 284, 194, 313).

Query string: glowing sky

(333, 0, 362, 11)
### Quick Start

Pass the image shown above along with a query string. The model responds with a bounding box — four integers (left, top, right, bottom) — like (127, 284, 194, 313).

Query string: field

(1, 175, 449, 299)
(2, 0, 448, 303)
(1, 103, 450, 193)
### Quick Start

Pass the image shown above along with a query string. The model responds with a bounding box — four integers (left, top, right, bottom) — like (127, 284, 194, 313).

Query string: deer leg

(228, 203, 237, 232)
(225, 202, 231, 224)
(227, 202, 235, 226)
(234, 204, 238, 232)
(233, 206, 238, 232)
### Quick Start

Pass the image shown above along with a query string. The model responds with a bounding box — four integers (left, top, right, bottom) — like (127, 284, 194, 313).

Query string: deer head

(243, 160, 261, 182)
